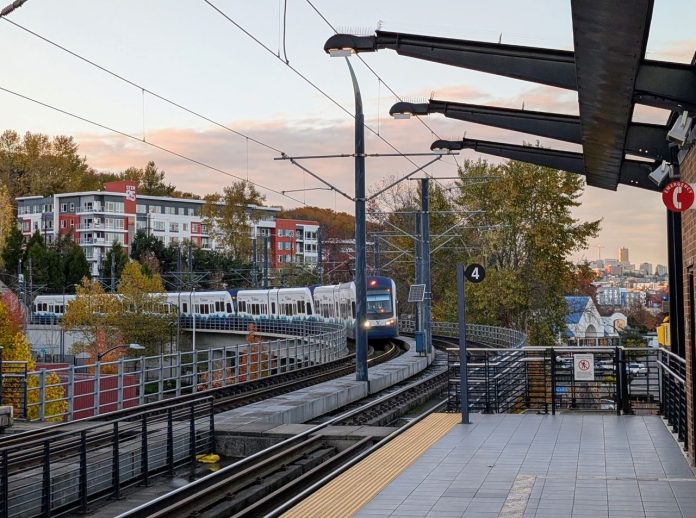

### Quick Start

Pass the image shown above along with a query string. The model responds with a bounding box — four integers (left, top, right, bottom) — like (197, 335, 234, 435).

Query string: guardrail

(398, 318, 527, 349)
(6, 320, 346, 422)
(0, 397, 214, 518)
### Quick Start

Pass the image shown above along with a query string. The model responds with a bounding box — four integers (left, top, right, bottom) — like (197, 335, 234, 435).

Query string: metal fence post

(176, 351, 182, 397)
(38, 369, 46, 421)
(1, 450, 9, 518)
(41, 440, 51, 516)
(189, 403, 197, 465)
(550, 348, 556, 416)
(167, 408, 174, 477)
(209, 399, 215, 453)
(117, 359, 124, 411)
(139, 357, 146, 404)
(93, 365, 101, 417)
(614, 347, 622, 416)
(79, 431, 88, 513)
(619, 348, 632, 415)
(192, 351, 198, 393)
(484, 354, 491, 413)
(141, 414, 149, 486)
(112, 421, 121, 499)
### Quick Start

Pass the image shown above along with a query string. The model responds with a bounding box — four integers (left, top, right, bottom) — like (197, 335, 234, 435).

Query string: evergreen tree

(102, 242, 129, 290)
(2, 226, 24, 275)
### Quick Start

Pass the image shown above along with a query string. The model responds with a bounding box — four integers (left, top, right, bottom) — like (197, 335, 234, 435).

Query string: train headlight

(387, 319, 395, 326)
(363, 320, 371, 329)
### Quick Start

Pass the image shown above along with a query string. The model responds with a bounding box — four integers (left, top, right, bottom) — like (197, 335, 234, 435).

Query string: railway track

(117, 379, 449, 518)
(0, 342, 402, 472)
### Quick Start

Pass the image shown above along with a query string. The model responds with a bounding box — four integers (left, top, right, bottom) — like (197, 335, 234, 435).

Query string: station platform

(215, 337, 432, 440)
(284, 413, 696, 518)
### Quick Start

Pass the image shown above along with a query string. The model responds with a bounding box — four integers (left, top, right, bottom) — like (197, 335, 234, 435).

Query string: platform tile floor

(355, 414, 696, 518)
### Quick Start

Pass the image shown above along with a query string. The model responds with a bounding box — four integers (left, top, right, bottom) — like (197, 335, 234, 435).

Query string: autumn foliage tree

(202, 181, 266, 260)
(0, 293, 66, 420)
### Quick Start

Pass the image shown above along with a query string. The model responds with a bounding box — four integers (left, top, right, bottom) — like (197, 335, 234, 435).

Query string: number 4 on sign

(464, 264, 486, 283)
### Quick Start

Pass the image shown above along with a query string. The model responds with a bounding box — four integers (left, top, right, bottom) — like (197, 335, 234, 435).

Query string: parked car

(628, 362, 647, 375)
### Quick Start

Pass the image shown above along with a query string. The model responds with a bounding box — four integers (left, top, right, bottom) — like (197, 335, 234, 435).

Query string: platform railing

(12, 320, 346, 422)
(0, 397, 214, 518)
(444, 342, 686, 436)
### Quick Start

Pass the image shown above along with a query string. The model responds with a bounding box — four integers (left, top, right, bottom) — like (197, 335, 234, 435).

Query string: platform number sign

(464, 264, 486, 283)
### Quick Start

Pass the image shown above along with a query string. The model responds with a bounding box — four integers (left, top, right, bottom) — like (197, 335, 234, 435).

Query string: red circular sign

(662, 181, 695, 212)
(578, 360, 591, 371)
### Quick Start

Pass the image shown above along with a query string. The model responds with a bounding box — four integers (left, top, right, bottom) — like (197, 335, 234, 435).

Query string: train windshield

(366, 292, 393, 315)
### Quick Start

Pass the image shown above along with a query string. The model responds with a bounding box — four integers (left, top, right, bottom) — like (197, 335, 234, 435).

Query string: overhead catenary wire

(202, 0, 443, 182)
(0, 17, 285, 155)
(0, 85, 306, 205)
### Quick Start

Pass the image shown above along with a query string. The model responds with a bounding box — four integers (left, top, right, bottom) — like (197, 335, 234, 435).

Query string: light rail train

(32, 276, 398, 339)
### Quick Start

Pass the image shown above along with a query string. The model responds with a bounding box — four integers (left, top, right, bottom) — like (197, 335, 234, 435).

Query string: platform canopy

(325, 0, 696, 191)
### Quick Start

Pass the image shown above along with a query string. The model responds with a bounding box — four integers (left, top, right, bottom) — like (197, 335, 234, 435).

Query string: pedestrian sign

(574, 354, 594, 381)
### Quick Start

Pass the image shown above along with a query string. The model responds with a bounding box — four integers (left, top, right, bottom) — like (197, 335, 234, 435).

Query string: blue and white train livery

(32, 276, 398, 339)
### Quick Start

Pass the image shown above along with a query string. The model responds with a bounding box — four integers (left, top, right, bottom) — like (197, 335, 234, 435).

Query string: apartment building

(271, 218, 320, 268)
(16, 180, 290, 276)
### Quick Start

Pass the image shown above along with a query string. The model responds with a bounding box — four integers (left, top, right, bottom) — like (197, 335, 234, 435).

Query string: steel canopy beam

(430, 138, 658, 192)
(391, 100, 670, 160)
(635, 60, 696, 112)
(325, 31, 577, 90)
(326, 31, 696, 114)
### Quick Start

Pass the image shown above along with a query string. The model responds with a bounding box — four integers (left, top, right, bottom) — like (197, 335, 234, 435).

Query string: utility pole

(252, 236, 258, 287)
(110, 256, 116, 292)
(374, 233, 380, 275)
(28, 257, 33, 319)
(415, 212, 423, 335)
(421, 178, 432, 354)
(263, 235, 269, 288)
(317, 227, 323, 284)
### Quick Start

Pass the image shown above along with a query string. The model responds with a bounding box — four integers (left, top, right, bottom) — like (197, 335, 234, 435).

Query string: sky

(1, 0, 695, 266)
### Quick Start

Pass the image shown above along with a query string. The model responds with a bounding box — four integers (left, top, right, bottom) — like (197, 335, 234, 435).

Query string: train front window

(367, 293, 392, 315)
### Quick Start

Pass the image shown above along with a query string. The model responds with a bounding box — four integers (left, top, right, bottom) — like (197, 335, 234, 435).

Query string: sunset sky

(2, 0, 695, 266)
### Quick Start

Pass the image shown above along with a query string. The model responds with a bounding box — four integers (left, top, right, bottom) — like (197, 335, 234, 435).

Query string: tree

(442, 159, 601, 345)
(0, 184, 15, 268)
(115, 262, 174, 355)
(2, 225, 24, 275)
(120, 161, 176, 197)
(0, 130, 101, 200)
(202, 181, 266, 260)
(61, 278, 124, 362)
(102, 242, 129, 290)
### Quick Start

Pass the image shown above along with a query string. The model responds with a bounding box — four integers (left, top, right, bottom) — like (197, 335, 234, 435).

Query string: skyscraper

(618, 247, 629, 266)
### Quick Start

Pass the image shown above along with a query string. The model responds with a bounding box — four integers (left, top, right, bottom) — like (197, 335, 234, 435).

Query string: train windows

(226, 303, 233, 313)
(297, 301, 305, 314)
(262, 304, 268, 315)
(306, 304, 312, 316)
(351, 301, 356, 318)
(271, 302, 276, 314)
(182, 302, 188, 314)
(367, 293, 393, 314)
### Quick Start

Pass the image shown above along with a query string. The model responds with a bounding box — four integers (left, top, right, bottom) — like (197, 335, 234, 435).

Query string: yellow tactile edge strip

(282, 412, 461, 518)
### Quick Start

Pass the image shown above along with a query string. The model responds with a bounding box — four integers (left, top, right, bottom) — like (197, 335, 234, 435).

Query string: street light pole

(345, 58, 368, 383)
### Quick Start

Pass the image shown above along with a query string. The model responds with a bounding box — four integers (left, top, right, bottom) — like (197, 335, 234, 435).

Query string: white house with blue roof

(564, 296, 614, 343)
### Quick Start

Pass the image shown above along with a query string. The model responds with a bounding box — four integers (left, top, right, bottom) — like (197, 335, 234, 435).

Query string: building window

(277, 242, 283, 250)
(69, 203, 75, 212)
(182, 223, 188, 231)
(60, 220, 66, 229)
(70, 220, 75, 228)
(169, 222, 179, 232)
(153, 221, 165, 231)
(22, 221, 30, 232)
(136, 204, 146, 214)
(60, 203, 67, 213)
